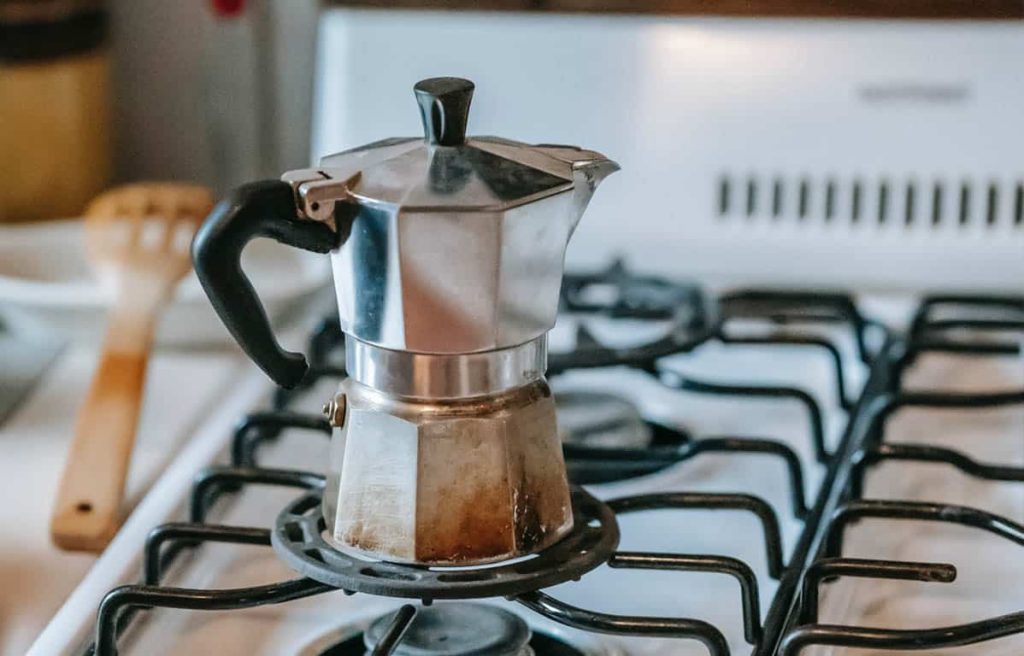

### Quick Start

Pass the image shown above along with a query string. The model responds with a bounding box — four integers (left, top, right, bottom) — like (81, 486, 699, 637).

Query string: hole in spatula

(76, 502, 93, 514)
(141, 220, 163, 249)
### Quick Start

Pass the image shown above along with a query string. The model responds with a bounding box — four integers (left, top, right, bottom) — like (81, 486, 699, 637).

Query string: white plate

(0, 219, 332, 346)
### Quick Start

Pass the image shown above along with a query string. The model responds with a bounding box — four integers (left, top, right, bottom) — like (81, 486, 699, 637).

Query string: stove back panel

(315, 11, 1024, 292)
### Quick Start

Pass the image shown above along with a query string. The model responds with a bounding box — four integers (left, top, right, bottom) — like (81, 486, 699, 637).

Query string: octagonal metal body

(307, 137, 617, 354)
(322, 377, 573, 565)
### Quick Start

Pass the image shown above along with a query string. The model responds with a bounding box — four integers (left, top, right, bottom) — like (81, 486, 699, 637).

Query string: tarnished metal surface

(321, 378, 573, 564)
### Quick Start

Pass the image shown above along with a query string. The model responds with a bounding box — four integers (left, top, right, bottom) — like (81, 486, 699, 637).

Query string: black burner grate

(772, 291, 1024, 655)
(82, 268, 1024, 656)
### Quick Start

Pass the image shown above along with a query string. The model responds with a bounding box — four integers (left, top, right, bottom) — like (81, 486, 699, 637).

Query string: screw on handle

(414, 77, 475, 146)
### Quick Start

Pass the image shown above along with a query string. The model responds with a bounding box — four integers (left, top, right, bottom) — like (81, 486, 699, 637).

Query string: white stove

(25, 277, 1024, 655)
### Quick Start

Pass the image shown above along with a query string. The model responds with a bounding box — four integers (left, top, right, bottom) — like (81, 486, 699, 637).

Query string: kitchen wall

(107, 0, 319, 192)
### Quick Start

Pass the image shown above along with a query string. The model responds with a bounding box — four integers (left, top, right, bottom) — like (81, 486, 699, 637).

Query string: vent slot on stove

(717, 174, 1024, 230)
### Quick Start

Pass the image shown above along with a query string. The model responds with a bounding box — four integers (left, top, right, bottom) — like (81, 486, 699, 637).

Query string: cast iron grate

(82, 266, 1024, 655)
(774, 292, 1024, 655)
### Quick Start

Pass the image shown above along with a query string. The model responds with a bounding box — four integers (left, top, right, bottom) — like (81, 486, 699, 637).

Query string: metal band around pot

(345, 336, 547, 399)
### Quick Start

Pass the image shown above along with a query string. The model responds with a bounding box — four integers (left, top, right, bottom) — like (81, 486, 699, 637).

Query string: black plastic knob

(414, 77, 474, 147)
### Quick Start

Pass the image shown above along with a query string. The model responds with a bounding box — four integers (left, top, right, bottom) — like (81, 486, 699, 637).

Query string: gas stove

(31, 264, 1024, 656)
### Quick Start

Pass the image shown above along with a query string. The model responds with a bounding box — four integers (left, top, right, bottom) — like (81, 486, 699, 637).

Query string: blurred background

(4, 0, 1022, 285)
(2, 2, 1023, 655)
(2, 0, 319, 220)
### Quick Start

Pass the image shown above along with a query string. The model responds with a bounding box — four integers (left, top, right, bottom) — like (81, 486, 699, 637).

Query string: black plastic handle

(192, 180, 338, 388)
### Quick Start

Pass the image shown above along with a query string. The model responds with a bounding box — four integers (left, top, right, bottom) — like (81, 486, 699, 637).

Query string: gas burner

(365, 604, 531, 656)
(550, 261, 712, 373)
(271, 486, 619, 601)
(556, 391, 654, 450)
(561, 259, 706, 323)
(554, 391, 699, 485)
(303, 604, 605, 656)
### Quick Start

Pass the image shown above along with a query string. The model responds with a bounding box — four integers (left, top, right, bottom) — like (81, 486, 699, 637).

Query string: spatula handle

(50, 303, 154, 552)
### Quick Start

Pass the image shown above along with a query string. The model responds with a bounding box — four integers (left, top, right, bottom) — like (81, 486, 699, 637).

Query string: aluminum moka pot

(193, 77, 618, 565)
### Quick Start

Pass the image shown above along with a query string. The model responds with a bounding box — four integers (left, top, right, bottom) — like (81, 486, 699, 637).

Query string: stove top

(32, 267, 1024, 656)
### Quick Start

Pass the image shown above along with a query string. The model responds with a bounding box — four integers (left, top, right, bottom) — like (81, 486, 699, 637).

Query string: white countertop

(0, 345, 247, 656)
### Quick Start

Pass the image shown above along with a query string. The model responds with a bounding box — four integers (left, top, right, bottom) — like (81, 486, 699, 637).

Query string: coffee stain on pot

(330, 379, 573, 566)
(412, 393, 573, 564)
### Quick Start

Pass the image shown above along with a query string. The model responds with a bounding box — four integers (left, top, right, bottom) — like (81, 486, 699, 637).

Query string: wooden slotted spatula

(51, 183, 214, 552)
